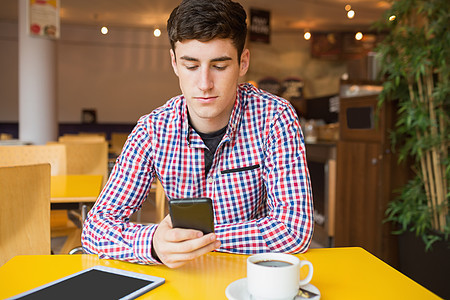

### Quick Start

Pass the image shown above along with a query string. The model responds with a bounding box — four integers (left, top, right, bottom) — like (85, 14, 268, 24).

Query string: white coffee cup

(247, 253, 313, 300)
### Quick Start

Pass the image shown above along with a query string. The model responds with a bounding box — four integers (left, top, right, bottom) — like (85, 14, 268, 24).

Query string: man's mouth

(195, 96, 218, 103)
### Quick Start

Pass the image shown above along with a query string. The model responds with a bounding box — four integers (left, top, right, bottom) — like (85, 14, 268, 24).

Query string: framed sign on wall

(28, 0, 60, 39)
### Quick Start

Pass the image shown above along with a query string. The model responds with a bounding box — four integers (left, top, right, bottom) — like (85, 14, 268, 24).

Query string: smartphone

(169, 197, 215, 234)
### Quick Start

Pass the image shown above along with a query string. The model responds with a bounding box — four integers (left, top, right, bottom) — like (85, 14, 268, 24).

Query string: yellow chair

(0, 164, 51, 266)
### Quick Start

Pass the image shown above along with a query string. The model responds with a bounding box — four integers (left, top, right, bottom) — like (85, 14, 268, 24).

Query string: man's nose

(198, 68, 214, 91)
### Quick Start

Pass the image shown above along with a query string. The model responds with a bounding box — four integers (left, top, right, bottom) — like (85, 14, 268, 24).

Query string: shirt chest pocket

(220, 164, 260, 175)
(216, 164, 265, 223)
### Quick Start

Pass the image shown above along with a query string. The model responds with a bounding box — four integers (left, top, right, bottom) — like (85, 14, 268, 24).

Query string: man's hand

(152, 215, 221, 268)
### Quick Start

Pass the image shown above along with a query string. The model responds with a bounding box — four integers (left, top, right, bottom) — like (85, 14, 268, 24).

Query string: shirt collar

(225, 84, 247, 142)
(182, 83, 249, 147)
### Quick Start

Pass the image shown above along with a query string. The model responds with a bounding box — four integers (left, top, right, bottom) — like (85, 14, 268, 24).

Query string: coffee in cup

(247, 253, 313, 300)
(254, 260, 293, 267)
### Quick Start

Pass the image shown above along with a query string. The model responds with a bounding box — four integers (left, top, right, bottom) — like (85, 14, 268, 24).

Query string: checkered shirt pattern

(82, 83, 314, 264)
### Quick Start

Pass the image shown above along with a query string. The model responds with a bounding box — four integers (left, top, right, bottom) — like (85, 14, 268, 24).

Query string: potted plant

(374, 0, 449, 297)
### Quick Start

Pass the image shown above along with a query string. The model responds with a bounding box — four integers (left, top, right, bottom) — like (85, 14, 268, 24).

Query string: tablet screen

(10, 266, 165, 300)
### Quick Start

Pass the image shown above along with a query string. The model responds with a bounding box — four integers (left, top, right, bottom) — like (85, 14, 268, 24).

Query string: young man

(82, 0, 313, 268)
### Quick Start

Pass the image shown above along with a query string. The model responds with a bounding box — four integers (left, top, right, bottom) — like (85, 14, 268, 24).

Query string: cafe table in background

(0, 247, 439, 299)
(50, 174, 103, 254)
(51, 174, 103, 222)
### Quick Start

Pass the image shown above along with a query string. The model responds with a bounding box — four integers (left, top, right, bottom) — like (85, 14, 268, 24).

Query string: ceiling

(0, 0, 391, 32)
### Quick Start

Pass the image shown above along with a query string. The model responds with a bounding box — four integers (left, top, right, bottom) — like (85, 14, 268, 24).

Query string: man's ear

(239, 49, 250, 77)
(170, 49, 179, 77)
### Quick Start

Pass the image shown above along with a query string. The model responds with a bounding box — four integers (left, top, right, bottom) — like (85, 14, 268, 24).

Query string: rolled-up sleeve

(82, 118, 161, 264)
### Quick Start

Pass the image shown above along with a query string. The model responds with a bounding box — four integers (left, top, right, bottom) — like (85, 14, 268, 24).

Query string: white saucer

(225, 278, 320, 300)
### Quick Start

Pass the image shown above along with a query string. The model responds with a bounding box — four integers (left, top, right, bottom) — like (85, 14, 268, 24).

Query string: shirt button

(207, 177, 214, 184)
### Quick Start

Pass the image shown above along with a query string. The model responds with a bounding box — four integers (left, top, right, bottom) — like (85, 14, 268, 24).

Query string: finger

(173, 239, 221, 263)
(157, 215, 197, 242)
(158, 234, 219, 265)
(165, 227, 204, 243)
(164, 214, 172, 227)
(173, 232, 212, 253)
(171, 232, 218, 253)
(160, 214, 205, 243)
(154, 228, 207, 263)
(163, 239, 221, 268)
(159, 214, 172, 229)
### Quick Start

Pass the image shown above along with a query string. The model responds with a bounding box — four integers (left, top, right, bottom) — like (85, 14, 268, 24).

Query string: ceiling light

(347, 10, 355, 19)
(355, 32, 363, 40)
(153, 28, 161, 37)
(345, 4, 352, 11)
(389, 15, 396, 21)
(101, 26, 108, 35)
(304, 31, 311, 40)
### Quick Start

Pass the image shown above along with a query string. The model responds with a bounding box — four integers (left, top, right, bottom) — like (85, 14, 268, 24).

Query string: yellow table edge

(51, 174, 103, 201)
(0, 247, 440, 300)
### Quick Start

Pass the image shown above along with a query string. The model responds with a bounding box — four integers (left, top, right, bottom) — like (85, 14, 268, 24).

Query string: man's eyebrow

(179, 56, 199, 62)
(211, 56, 233, 62)
(179, 55, 233, 62)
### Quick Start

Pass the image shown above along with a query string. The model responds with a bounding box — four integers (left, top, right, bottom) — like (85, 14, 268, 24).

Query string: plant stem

(437, 72, 449, 221)
(408, 83, 438, 229)
(426, 69, 446, 230)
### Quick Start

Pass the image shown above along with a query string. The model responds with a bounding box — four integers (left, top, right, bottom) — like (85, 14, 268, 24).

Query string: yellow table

(51, 174, 103, 221)
(0, 248, 439, 299)
(51, 174, 103, 203)
(50, 175, 103, 254)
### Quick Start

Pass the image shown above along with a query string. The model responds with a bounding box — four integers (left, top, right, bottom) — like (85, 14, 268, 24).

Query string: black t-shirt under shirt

(197, 126, 227, 177)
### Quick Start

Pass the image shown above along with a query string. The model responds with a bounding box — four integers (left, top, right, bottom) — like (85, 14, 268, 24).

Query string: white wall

(57, 24, 179, 123)
(58, 26, 180, 123)
(0, 21, 180, 123)
(0, 21, 346, 123)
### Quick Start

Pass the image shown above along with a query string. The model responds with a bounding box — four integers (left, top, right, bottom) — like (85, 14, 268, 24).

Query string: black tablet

(8, 265, 165, 300)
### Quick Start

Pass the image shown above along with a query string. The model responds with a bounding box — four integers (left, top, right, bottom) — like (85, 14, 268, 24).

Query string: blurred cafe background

(0, 1, 448, 298)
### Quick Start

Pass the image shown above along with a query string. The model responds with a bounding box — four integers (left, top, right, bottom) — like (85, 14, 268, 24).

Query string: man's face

(170, 38, 249, 133)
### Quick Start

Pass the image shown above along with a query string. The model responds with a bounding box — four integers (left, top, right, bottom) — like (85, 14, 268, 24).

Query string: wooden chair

(58, 134, 106, 143)
(58, 141, 109, 187)
(0, 164, 51, 266)
(79, 132, 107, 138)
(0, 140, 31, 146)
(0, 144, 66, 175)
(50, 140, 109, 254)
(0, 133, 12, 140)
(110, 132, 129, 156)
(154, 179, 167, 223)
(0, 144, 80, 254)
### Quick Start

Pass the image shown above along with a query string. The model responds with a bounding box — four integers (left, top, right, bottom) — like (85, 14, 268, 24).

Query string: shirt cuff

(133, 224, 162, 264)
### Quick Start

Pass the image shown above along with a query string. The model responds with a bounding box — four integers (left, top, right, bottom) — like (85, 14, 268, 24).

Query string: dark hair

(167, 0, 247, 59)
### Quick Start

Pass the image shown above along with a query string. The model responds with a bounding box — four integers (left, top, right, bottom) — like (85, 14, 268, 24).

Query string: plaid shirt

(82, 83, 313, 264)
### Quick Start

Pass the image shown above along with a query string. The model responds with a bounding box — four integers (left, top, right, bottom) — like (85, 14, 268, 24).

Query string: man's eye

(214, 65, 227, 70)
(186, 65, 198, 70)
